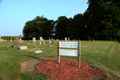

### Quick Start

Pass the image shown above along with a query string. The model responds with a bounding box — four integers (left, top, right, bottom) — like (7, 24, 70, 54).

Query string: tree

(72, 13, 86, 39)
(55, 16, 70, 39)
(23, 16, 55, 40)
(86, 0, 120, 40)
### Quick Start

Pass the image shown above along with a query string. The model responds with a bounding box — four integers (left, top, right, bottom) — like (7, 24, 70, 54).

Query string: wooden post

(78, 42, 81, 68)
(57, 42, 60, 63)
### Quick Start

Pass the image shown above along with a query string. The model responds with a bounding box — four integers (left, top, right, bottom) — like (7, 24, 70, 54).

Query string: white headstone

(33, 37, 36, 42)
(40, 37, 43, 41)
(34, 50, 42, 54)
(49, 38, 51, 44)
(42, 39, 45, 44)
(10, 38, 12, 42)
(39, 42, 41, 45)
(20, 46, 28, 50)
(68, 37, 70, 41)
(65, 37, 67, 42)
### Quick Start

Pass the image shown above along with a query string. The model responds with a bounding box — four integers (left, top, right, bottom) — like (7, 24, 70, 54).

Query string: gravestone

(68, 37, 70, 41)
(34, 50, 42, 54)
(33, 37, 36, 42)
(42, 39, 45, 44)
(39, 42, 41, 45)
(20, 46, 28, 50)
(19, 37, 23, 43)
(40, 37, 43, 41)
(49, 45, 54, 47)
(52, 39, 55, 43)
(56, 39, 58, 41)
(13, 37, 19, 47)
(65, 37, 67, 42)
(14, 37, 19, 41)
(49, 38, 51, 44)
(10, 38, 12, 42)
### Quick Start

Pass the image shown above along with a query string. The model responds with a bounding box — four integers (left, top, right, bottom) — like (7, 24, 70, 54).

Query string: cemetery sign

(57, 42, 81, 68)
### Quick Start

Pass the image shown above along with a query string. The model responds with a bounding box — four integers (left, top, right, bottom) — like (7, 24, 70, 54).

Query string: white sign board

(60, 42, 78, 48)
(60, 49, 77, 56)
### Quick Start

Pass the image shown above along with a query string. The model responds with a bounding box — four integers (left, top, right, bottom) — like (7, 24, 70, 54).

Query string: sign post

(57, 42, 81, 68)
(57, 42, 60, 63)
(78, 42, 81, 68)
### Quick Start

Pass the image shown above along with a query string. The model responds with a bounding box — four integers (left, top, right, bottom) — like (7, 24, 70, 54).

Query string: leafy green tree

(23, 16, 55, 40)
(72, 13, 85, 39)
(86, 0, 120, 40)
(55, 16, 70, 39)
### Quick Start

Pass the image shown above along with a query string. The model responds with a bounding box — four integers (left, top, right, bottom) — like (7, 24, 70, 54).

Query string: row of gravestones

(32, 37, 70, 42)
(29, 38, 56, 45)
(65, 37, 70, 42)
(32, 37, 56, 43)
(0, 35, 7, 42)
(33, 37, 43, 42)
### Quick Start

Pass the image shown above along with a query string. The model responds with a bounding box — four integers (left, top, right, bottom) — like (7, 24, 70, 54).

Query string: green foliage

(1, 36, 23, 40)
(85, 0, 120, 40)
(23, 16, 55, 40)
(22, 0, 120, 41)
(55, 16, 70, 39)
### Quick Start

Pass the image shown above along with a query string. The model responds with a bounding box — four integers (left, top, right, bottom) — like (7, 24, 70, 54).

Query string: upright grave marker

(40, 37, 43, 41)
(13, 37, 19, 47)
(42, 39, 45, 44)
(52, 39, 55, 43)
(65, 37, 67, 42)
(33, 37, 36, 42)
(49, 38, 51, 44)
(57, 42, 81, 68)
(68, 37, 70, 41)
(10, 38, 12, 42)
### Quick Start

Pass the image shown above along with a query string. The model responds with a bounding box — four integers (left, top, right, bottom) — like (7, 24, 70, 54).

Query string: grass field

(0, 40, 120, 80)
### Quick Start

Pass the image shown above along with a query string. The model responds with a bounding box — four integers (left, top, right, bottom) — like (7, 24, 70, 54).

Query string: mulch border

(20, 57, 117, 80)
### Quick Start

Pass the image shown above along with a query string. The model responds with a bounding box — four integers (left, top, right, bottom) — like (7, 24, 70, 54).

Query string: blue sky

(0, 0, 88, 36)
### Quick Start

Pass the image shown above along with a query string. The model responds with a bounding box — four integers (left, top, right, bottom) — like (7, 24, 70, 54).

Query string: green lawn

(0, 40, 120, 80)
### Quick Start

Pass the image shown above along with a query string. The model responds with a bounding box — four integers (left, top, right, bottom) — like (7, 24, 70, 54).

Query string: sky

(0, 0, 88, 36)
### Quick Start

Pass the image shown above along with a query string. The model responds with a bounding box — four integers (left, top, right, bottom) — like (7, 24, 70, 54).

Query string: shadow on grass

(23, 55, 51, 61)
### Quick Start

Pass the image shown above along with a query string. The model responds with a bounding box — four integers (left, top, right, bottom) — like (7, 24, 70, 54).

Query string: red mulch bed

(35, 59, 102, 80)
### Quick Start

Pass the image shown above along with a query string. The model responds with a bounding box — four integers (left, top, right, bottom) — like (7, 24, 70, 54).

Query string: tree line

(23, 0, 120, 41)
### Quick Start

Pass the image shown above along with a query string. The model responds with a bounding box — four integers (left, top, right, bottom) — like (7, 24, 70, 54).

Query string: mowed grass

(0, 40, 120, 80)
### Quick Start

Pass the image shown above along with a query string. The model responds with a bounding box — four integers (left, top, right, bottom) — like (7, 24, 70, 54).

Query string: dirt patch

(20, 57, 119, 80)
